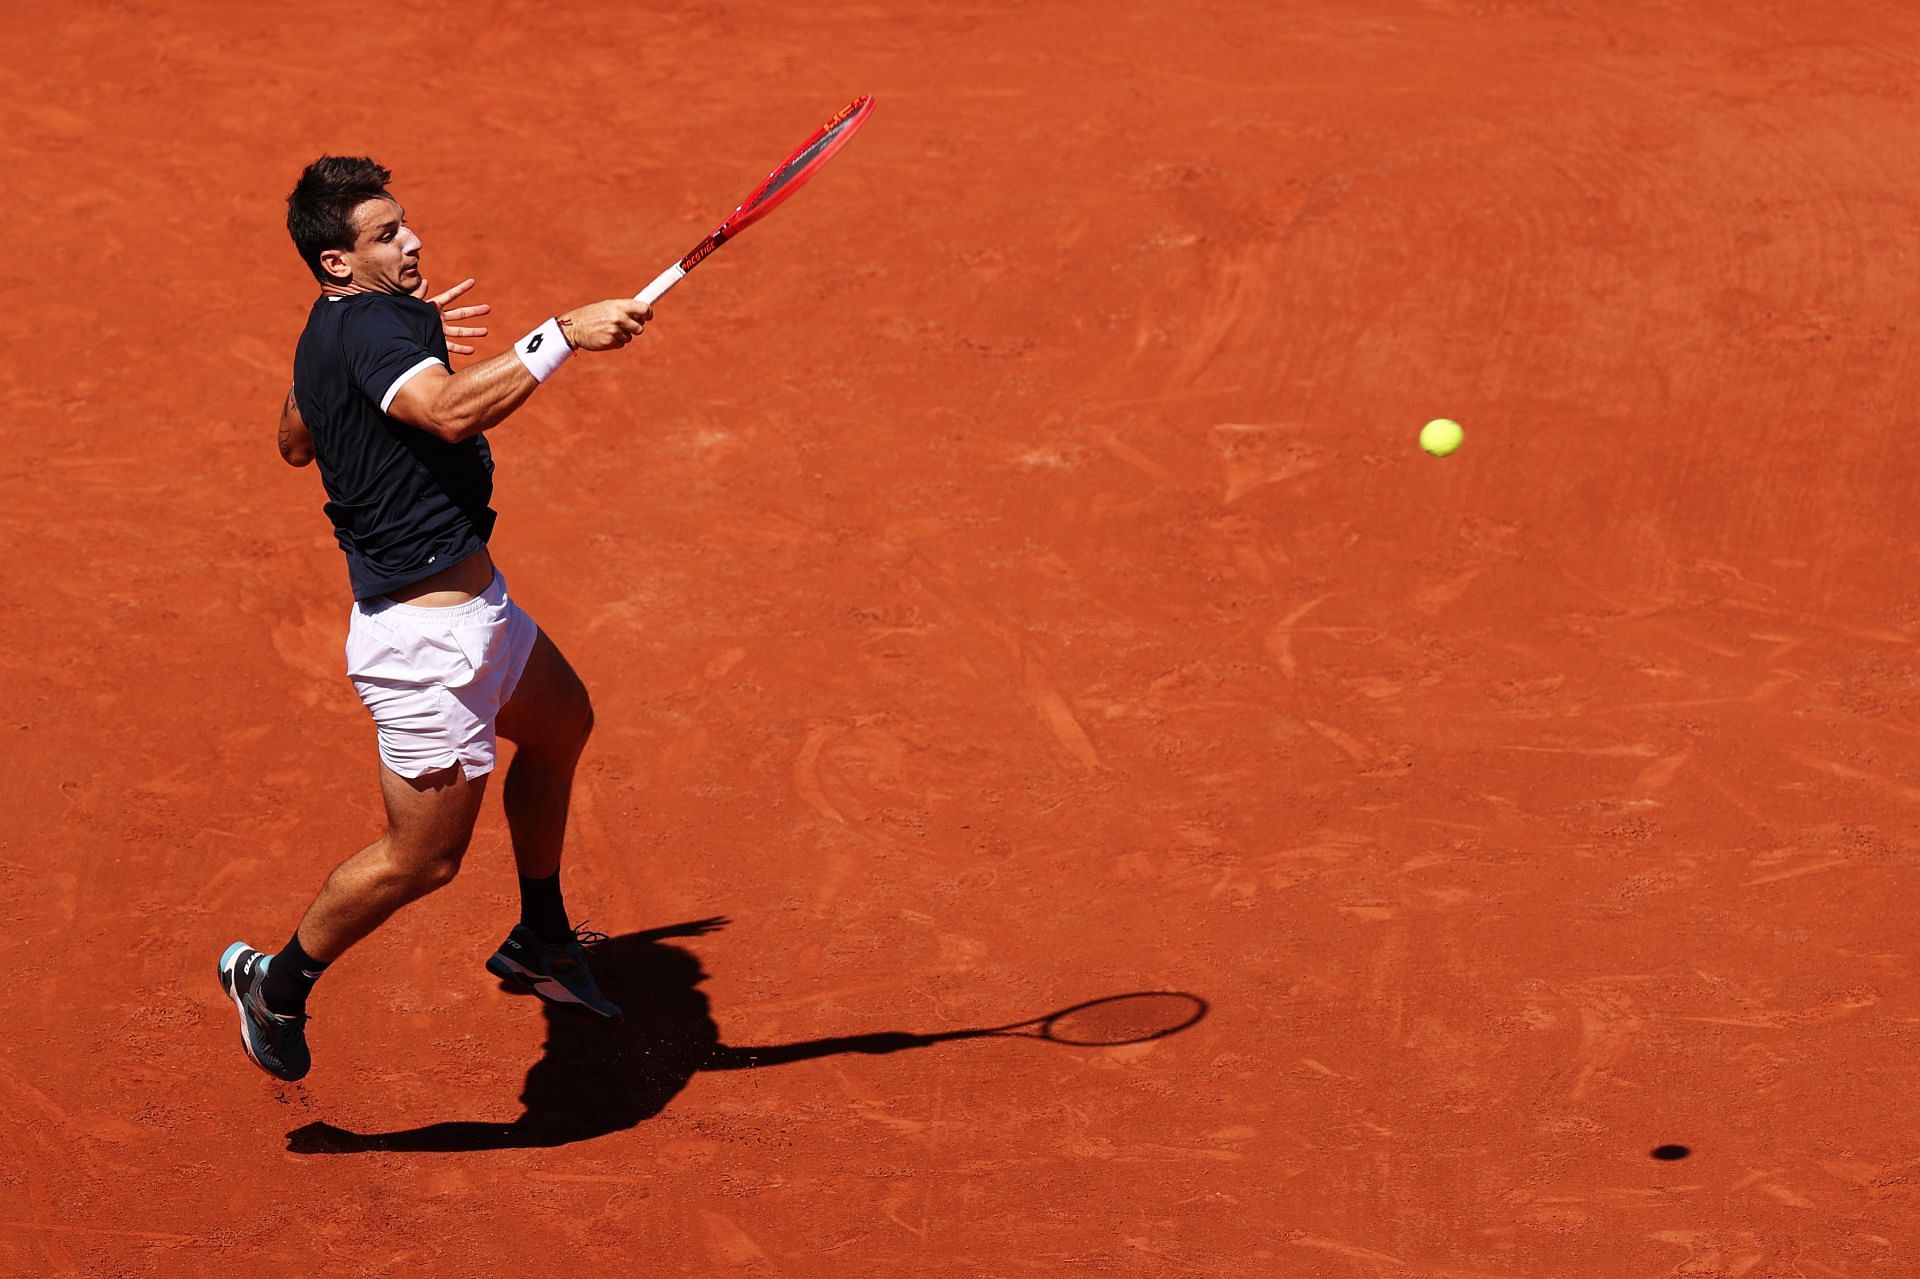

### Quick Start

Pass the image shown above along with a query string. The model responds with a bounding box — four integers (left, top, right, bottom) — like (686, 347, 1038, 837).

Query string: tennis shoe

(217, 942, 312, 1081)
(486, 924, 622, 1020)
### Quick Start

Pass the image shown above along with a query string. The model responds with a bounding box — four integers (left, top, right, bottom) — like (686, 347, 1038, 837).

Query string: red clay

(4, 2, 1919, 1274)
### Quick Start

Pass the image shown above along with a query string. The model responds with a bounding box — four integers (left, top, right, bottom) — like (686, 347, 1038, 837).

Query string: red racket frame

(637, 94, 876, 306)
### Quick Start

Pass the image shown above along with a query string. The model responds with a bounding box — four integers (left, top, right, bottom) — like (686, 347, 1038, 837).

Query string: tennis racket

(636, 94, 877, 308)
(924, 992, 1209, 1047)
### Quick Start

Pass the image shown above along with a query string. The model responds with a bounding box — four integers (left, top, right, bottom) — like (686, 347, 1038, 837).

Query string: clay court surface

(6, 1, 1920, 1274)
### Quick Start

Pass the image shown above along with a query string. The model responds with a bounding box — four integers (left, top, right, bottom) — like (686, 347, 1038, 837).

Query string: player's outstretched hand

(558, 299, 653, 351)
(412, 276, 493, 356)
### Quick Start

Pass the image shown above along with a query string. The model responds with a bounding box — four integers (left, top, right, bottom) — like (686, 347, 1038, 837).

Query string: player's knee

(388, 837, 469, 894)
(552, 683, 593, 751)
(419, 846, 467, 890)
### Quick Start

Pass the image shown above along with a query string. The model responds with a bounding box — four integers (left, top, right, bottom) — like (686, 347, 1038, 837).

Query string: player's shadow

(286, 917, 1005, 1154)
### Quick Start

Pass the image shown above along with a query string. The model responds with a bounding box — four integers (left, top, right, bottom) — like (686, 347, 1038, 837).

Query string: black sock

(519, 872, 573, 944)
(262, 932, 329, 1016)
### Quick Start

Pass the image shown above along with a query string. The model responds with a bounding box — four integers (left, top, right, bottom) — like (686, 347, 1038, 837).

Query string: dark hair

(286, 156, 393, 283)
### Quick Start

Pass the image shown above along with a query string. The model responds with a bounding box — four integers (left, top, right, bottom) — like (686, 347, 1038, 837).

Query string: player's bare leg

(219, 762, 488, 1080)
(296, 762, 491, 960)
(496, 629, 593, 881)
(485, 629, 621, 1018)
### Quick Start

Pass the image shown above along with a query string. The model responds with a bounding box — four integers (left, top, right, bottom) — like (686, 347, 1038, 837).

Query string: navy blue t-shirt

(293, 292, 496, 600)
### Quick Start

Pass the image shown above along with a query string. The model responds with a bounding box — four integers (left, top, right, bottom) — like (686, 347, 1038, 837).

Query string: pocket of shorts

(443, 619, 504, 690)
(344, 609, 399, 680)
(347, 608, 475, 687)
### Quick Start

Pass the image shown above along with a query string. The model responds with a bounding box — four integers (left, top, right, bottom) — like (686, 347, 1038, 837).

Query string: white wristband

(514, 318, 574, 382)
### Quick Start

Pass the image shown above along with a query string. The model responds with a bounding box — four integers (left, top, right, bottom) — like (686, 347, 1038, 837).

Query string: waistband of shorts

(359, 571, 509, 620)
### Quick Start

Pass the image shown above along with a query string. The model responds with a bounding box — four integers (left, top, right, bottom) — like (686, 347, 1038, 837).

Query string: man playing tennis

(219, 155, 652, 1081)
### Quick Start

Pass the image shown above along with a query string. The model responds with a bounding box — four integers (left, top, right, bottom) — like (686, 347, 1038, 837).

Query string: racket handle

(637, 263, 687, 308)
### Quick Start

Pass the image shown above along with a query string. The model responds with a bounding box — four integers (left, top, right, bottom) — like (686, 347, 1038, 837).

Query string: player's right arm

(387, 298, 651, 443)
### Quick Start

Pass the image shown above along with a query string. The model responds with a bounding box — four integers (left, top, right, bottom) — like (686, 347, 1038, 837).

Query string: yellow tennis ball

(1420, 418, 1463, 457)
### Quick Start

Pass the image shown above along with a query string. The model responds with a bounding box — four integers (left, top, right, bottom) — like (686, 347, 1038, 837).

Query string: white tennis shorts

(344, 572, 539, 780)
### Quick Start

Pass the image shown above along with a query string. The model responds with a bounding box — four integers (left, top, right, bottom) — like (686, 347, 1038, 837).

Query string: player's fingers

(442, 303, 491, 322)
(624, 300, 654, 323)
(446, 341, 475, 356)
(430, 277, 477, 307)
(443, 324, 488, 339)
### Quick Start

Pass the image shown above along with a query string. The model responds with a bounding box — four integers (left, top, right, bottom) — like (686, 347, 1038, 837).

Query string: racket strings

(744, 115, 865, 214)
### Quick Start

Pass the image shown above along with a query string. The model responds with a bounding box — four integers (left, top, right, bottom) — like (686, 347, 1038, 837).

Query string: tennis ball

(1420, 418, 1463, 457)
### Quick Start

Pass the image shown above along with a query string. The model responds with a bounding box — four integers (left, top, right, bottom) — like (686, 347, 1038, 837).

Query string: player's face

(333, 196, 423, 294)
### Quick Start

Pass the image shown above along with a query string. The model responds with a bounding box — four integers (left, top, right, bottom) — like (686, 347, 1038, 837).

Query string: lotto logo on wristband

(515, 318, 573, 382)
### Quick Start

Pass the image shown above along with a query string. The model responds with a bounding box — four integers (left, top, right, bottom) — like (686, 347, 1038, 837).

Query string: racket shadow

(285, 920, 1208, 1155)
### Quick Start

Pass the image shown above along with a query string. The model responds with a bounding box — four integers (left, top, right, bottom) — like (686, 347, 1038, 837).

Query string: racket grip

(637, 263, 686, 308)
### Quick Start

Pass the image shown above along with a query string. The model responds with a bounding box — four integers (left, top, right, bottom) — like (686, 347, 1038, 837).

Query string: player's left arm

(278, 384, 314, 466)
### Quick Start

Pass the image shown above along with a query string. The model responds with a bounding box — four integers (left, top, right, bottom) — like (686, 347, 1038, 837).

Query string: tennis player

(219, 155, 652, 1082)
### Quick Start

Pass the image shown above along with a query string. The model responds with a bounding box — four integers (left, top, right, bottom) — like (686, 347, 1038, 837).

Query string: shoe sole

(219, 941, 309, 1081)
(486, 951, 623, 1020)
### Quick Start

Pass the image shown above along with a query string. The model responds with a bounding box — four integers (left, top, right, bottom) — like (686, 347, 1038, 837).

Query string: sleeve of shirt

(341, 300, 446, 415)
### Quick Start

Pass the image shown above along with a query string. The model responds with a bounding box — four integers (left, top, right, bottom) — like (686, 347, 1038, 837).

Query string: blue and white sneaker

(217, 942, 312, 1081)
(486, 924, 622, 1020)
